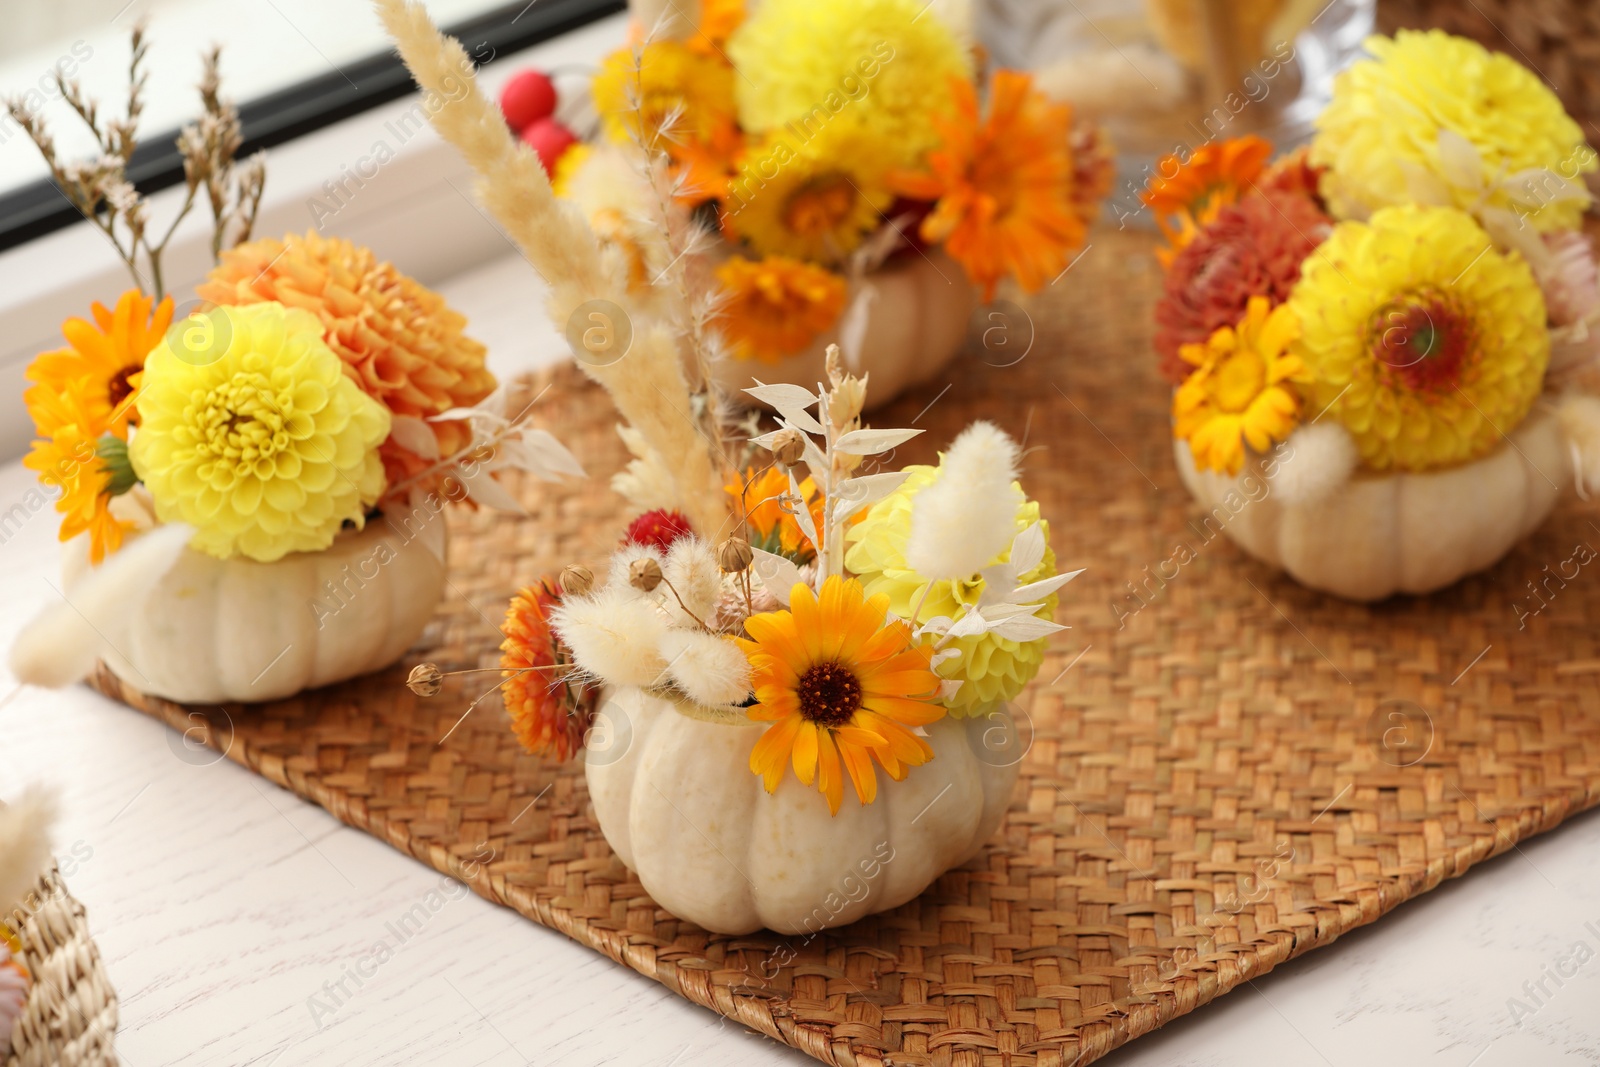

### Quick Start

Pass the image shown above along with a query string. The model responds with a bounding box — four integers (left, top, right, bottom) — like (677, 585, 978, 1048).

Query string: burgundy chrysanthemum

(624, 509, 694, 551)
(1153, 190, 1332, 384)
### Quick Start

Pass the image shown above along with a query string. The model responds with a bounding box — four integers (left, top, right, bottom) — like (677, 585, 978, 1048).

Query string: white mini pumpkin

(1173, 408, 1574, 601)
(711, 253, 980, 412)
(585, 685, 1021, 935)
(57, 517, 446, 704)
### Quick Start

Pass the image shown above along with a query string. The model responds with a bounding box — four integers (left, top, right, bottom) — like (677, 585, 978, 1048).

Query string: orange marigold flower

(715, 255, 846, 363)
(686, 0, 745, 57)
(501, 578, 596, 761)
(197, 231, 496, 494)
(736, 575, 945, 815)
(27, 289, 173, 437)
(23, 385, 127, 563)
(1141, 135, 1273, 259)
(727, 464, 824, 561)
(891, 70, 1084, 299)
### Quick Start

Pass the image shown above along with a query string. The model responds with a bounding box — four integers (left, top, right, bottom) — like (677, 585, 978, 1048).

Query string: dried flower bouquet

(378, 0, 1080, 933)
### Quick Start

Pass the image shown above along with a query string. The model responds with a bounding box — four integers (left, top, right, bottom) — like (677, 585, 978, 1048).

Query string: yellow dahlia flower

(131, 303, 391, 562)
(844, 466, 1055, 717)
(1288, 204, 1549, 472)
(1311, 30, 1596, 232)
(726, 0, 969, 172)
(726, 121, 895, 263)
(197, 231, 494, 494)
(1173, 296, 1304, 476)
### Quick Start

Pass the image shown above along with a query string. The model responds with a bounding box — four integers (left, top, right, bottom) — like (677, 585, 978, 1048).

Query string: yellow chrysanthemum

(592, 40, 737, 147)
(1288, 204, 1549, 472)
(715, 255, 847, 361)
(844, 467, 1055, 717)
(131, 302, 391, 562)
(727, 0, 969, 172)
(198, 232, 494, 495)
(725, 122, 895, 263)
(1311, 30, 1596, 231)
(1173, 296, 1304, 476)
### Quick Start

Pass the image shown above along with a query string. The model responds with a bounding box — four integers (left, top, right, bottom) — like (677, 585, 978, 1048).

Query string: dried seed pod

(407, 663, 443, 697)
(560, 563, 595, 597)
(717, 536, 754, 573)
(770, 427, 806, 467)
(629, 556, 664, 593)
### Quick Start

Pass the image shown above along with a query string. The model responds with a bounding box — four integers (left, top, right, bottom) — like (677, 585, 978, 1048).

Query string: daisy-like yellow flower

(592, 40, 737, 148)
(1287, 204, 1549, 472)
(727, 464, 824, 561)
(131, 302, 391, 562)
(1173, 296, 1304, 475)
(737, 575, 944, 815)
(26, 289, 174, 437)
(1311, 30, 1596, 231)
(715, 255, 846, 362)
(844, 466, 1056, 716)
(22, 385, 129, 563)
(725, 121, 895, 263)
(727, 0, 969, 172)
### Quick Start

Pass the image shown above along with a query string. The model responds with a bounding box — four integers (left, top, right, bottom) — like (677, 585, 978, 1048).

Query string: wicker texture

(1378, 0, 1600, 125)
(5, 866, 118, 1067)
(91, 226, 1600, 1066)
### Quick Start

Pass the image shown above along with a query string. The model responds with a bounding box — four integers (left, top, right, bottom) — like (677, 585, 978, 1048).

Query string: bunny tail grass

(9, 522, 193, 689)
(0, 786, 57, 914)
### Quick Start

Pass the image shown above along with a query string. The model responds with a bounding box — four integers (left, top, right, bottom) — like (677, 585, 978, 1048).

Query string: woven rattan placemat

(91, 227, 1600, 1066)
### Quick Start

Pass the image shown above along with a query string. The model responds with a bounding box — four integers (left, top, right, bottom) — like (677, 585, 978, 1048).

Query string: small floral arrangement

(448, 348, 1079, 814)
(546, 0, 1112, 365)
(8, 29, 580, 568)
(1144, 29, 1600, 485)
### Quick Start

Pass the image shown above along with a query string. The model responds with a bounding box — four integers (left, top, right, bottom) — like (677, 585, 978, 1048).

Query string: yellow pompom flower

(131, 302, 391, 562)
(725, 121, 895, 263)
(592, 40, 736, 147)
(844, 467, 1055, 717)
(1311, 30, 1596, 231)
(727, 0, 969, 172)
(1172, 296, 1304, 476)
(1288, 204, 1549, 472)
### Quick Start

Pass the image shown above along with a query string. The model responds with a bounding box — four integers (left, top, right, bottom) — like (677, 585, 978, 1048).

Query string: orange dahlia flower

(891, 71, 1084, 299)
(737, 575, 944, 814)
(197, 231, 495, 493)
(501, 578, 596, 761)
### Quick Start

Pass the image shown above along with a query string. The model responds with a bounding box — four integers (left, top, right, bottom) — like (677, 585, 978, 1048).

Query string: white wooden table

(4, 252, 1600, 1067)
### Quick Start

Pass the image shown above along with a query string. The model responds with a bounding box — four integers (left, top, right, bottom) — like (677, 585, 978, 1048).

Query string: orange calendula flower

(26, 289, 173, 437)
(727, 464, 824, 561)
(686, 0, 745, 57)
(737, 575, 944, 814)
(715, 255, 846, 363)
(891, 71, 1084, 299)
(23, 385, 128, 563)
(1141, 135, 1273, 259)
(501, 578, 596, 761)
